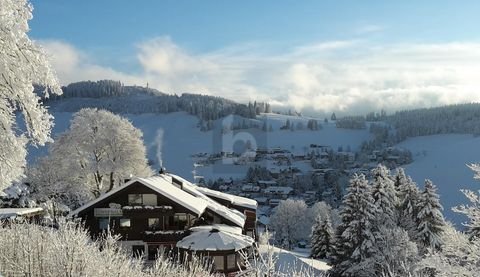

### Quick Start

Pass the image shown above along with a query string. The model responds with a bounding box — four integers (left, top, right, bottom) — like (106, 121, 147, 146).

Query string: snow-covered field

(397, 134, 480, 226)
(28, 112, 372, 181)
(258, 244, 330, 274)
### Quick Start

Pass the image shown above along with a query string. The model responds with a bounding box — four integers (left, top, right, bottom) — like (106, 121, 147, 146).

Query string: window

(128, 194, 142, 205)
(98, 218, 109, 230)
(168, 213, 188, 230)
(174, 213, 188, 229)
(119, 218, 131, 228)
(128, 194, 157, 205)
(227, 254, 236, 270)
(148, 218, 162, 230)
(143, 194, 157, 205)
(213, 256, 224, 271)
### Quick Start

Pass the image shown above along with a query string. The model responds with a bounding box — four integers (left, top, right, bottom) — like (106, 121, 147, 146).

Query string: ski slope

(397, 134, 480, 226)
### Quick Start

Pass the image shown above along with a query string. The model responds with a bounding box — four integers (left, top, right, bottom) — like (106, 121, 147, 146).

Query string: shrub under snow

(0, 221, 212, 277)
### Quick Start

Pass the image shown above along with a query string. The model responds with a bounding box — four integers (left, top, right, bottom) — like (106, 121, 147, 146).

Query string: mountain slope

(397, 134, 480, 226)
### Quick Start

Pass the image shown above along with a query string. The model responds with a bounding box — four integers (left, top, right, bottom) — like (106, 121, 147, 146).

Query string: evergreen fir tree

(330, 174, 376, 276)
(415, 179, 445, 252)
(311, 216, 335, 259)
(311, 215, 323, 258)
(396, 171, 421, 238)
(371, 165, 397, 227)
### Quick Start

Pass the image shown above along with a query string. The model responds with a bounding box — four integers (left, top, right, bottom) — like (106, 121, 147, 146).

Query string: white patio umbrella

(176, 228, 254, 251)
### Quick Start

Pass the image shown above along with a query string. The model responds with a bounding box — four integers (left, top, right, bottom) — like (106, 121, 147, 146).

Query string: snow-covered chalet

(69, 171, 257, 274)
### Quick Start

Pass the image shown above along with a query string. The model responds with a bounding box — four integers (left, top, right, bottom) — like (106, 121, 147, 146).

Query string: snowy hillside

(397, 134, 480, 226)
(27, 110, 480, 226)
(28, 112, 372, 181)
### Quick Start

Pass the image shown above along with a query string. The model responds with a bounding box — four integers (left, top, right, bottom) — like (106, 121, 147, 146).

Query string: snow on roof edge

(166, 173, 247, 227)
(195, 186, 258, 210)
(0, 207, 44, 216)
(69, 176, 208, 217)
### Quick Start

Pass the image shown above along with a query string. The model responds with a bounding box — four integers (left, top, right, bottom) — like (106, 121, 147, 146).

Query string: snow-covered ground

(28, 112, 371, 181)
(397, 134, 480, 226)
(258, 244, 330, 274)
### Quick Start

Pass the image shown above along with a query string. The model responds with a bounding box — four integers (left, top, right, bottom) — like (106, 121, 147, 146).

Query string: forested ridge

(40, 80, 271, 121)
(387, 103, 480, 139)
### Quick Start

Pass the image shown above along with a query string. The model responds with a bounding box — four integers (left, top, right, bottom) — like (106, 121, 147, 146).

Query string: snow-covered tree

(28, 154, 90, 207)
(0, 0, 61, 190)
(452, 189, 480, 240)
(419, 223, 480, 277)
(371, 165, 397, 227)
(396, 169, 421, 238)
(351, 225, 418, 277)
(29, 109, 152, 203)
(415, 179, 445, 252)
(452, 164, 480, 240)
(0, 221, 214, 277)
(311, 215, 334, 260)
(308, 201, 340, 230)
(330, 174, 376, 277)
(269, 199, 309, 249)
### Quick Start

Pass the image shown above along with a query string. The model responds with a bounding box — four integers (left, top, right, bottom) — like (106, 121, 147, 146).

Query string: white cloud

(39, 38, 480, 115)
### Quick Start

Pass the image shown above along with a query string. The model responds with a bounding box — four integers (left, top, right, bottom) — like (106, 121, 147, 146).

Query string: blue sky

(29, 1, 480, 114)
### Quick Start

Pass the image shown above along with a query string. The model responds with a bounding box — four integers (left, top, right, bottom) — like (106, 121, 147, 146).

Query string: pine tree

(371, 165, 397, 227)
(311, 216, 334, 259)
(310, 215, 322, 258)
(396, 169, 421, 238)
(415, 179, 445, 252)
(330, 174, 376, 276)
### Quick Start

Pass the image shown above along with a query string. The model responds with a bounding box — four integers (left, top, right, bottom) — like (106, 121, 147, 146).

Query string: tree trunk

(107, 172, 115, 192)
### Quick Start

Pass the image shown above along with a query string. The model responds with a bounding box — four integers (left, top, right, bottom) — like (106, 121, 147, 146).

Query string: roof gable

(69, 176, 209, 217)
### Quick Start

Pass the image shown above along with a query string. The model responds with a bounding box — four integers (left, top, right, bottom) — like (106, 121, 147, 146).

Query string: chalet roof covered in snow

(166, 173, 247, 227)
(195, 186, 258, 210)
(176, 227, 254, 251)
(69, 176, 209, 216)
(0, 207, 43, 219)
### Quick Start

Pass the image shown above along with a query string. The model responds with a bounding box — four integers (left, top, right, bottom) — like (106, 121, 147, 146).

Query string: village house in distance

(69, 171, 257, 274)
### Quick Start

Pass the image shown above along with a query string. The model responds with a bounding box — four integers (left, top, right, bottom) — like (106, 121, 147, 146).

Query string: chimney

(159, 167, 166, 175)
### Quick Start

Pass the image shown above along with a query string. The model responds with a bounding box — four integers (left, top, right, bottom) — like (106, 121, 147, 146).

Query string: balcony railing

(143, 230, 189, 242)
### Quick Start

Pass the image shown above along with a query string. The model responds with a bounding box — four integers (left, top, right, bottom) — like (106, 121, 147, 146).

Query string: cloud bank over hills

(40, 37, 480, 115)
